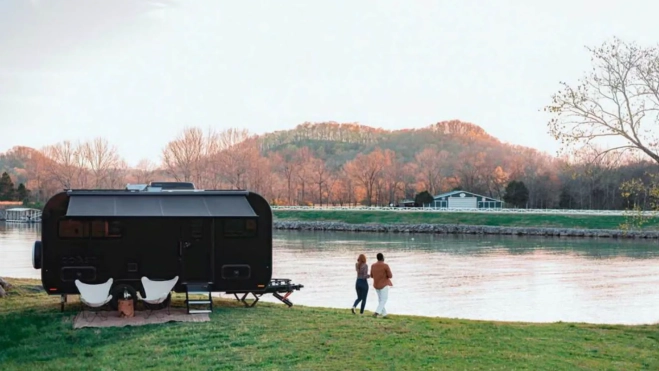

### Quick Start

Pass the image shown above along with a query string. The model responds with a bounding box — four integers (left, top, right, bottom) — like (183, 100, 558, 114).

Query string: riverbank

(273, 209, 659, 229)
(1, 279, 657, 370)
(273, 220, 659, 238)
(272, 210, 659, 238)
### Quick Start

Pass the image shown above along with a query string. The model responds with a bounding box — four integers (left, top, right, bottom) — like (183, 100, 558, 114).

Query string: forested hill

(259, 120, 526, 166)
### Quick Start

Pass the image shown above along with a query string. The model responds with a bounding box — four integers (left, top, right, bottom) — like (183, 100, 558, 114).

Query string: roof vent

(125, 184, 148, 191)
(149, 181, 195, 190)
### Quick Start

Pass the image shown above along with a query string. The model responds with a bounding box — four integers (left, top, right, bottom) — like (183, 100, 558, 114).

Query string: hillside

(259, 120, 516, 165)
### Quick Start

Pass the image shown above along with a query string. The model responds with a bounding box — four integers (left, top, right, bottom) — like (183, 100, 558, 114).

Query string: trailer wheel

(32, 241, 42, 269)
(109, 284, 138, 310)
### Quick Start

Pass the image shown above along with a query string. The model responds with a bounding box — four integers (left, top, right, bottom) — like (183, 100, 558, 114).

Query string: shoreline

(1, 277, 655, 326)
(273, 220, 659, 239)
(2, 279, 657, 370)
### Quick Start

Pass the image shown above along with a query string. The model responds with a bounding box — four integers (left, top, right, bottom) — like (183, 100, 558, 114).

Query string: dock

(1, 208, 42, 223)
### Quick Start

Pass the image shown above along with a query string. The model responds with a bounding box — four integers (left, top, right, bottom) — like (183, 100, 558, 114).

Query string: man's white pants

(375, 286, 389, 316)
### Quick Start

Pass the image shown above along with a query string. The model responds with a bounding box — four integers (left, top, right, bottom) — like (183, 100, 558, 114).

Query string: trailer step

(184, 282, 213, 314)
(186, 300, 211, 305)
(188, 309, 212, 314)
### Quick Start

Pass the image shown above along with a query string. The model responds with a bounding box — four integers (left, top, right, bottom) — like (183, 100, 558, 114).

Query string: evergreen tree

(503, 180, 529, 208)
(16, 183, 29, 202)
(414, 190, 434, 207)
(0, 172, 15, 201)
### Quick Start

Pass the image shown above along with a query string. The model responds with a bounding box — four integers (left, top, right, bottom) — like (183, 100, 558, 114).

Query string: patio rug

(72, 308, 210, 329)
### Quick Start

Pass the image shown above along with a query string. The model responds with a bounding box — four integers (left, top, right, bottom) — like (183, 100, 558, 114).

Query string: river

(2, 222, 659, 325)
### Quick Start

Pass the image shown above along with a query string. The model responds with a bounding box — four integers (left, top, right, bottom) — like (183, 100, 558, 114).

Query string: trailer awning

(66, 195, 257, 217)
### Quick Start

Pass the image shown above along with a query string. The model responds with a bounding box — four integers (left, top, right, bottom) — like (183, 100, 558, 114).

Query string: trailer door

(179, 218, 214, 284)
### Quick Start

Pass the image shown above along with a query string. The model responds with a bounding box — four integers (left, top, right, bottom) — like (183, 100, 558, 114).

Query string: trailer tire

(32, 241, 42, 270)
(109, 284, 138, 310)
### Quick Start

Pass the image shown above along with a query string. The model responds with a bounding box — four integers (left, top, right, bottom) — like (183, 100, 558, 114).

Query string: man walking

(370, 253, 393, 318)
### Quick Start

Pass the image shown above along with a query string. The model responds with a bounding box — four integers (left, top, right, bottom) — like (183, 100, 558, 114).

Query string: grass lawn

(1, 279, 657, 370)
(273, 210, 659, 230)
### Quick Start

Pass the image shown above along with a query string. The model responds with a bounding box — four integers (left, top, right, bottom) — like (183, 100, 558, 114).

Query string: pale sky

(1, 0, 658, 166)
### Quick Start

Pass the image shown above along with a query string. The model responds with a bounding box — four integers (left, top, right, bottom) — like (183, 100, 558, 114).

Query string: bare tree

(308, 157, 329, 205)
(382, 149, 407, 205)
(204, 128, 253, 189)
(41, 140, 85, 189)
(292, 147, 313, 204)
(215, 128, 252, 150)
(546, 37, 659, 163)
(161, 127, 207, 184)
(270, 152, 297, 205)
(134, 158, 158, 184)
(414, 148, 448, 195)
(80, 138, 122, 188)
(343, 149, 387, 206)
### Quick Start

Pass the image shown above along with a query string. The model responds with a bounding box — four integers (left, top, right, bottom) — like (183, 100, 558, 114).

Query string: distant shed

(428, 191, 503, 209)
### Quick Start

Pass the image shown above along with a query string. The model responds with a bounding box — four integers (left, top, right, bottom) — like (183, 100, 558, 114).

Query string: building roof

(432, 190, 502, 202)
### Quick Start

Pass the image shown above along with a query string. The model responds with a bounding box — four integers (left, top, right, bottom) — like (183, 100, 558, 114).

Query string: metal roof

(432, 190, 502, 202)
(66, 193, 256, 217)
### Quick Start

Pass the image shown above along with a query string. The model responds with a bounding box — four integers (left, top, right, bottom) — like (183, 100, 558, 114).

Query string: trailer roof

(65, 192, 257, 217)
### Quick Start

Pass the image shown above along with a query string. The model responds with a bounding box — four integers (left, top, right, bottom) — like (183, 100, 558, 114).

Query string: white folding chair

(139, 276, 178, 318)
(74, 278, 113, 322)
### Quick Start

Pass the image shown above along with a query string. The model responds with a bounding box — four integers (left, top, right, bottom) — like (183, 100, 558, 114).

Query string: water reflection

(0, 222, 40, 279)
(2, 224, 659, 324)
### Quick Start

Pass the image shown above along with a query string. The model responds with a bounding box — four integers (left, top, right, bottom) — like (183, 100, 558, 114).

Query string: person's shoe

(351, 307, 356, 314)
(372, 313, 379, 318)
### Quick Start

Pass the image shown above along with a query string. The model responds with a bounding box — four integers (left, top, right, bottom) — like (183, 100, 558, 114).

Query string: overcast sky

(1, 0, 658, 166)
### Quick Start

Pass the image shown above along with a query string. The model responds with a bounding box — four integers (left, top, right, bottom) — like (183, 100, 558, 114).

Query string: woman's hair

(355, 254, 367, 271)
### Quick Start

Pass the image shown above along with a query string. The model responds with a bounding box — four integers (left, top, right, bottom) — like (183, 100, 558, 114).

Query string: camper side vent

(221, 264, 251, 280)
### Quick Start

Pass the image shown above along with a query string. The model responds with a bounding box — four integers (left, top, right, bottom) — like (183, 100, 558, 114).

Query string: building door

(179, 218, 213, 284)
(448, 197, 478, 209)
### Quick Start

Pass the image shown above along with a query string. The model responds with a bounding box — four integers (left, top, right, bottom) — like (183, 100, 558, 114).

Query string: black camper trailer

(32, 183, 303, 312)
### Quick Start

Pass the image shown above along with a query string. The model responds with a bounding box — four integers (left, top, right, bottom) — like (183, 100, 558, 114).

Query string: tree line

(0, 121, 656, 211)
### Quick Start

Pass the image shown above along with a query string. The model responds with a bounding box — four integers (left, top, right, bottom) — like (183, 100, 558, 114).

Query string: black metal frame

(80, 300, 112, 322)
(143, 298, 172, 319)
(226, 278, 304, 308)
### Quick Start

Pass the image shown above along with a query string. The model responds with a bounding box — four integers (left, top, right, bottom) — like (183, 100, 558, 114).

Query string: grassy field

(273, 210, 659, 230)
(1, 279, 658, 370)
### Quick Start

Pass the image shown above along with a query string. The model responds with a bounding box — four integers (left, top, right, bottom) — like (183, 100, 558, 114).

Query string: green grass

(1, 279, 658, 370)
(273, 210, 659, 230)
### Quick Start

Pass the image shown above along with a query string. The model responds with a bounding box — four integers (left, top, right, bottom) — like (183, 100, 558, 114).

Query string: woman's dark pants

(353, 278, 369, 314)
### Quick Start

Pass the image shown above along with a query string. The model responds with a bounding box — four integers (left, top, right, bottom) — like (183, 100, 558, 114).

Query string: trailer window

(223, 218, 257, 237)
(58, 219, 123, 239)
(59, 220, 89, 238)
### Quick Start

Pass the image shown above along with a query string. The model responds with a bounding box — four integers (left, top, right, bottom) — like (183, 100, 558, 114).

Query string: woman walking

(351, 254, 370, 314)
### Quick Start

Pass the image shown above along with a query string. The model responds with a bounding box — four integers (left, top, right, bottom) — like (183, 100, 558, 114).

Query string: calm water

(2, 222, 659, 325)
